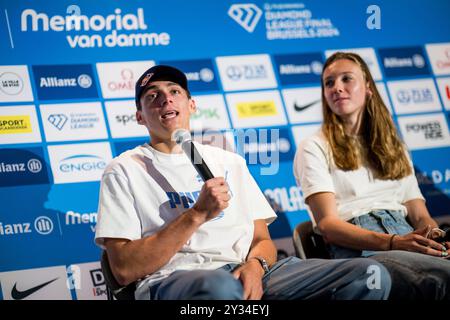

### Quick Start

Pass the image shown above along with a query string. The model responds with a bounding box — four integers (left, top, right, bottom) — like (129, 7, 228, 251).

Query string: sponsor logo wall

(1, 0, 450, 299)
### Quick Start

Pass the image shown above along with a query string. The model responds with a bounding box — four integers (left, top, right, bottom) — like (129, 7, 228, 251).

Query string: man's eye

(171, 89, 181, 95)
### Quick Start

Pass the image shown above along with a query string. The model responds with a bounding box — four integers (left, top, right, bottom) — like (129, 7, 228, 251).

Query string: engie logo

(161, 59, 218, 92)
(32, 64, 98, 100)
(48, 142, 112, 184)
(0, 66, 34, 103)
(0, 147, 49, 187)
(387, 79, 441, 115)
(274, 53, 323, 85)
(378, 46, 430, 78)
(216, 54, 277, 91)
(398, 114, 450, 150)
(228, 4, 262, 33)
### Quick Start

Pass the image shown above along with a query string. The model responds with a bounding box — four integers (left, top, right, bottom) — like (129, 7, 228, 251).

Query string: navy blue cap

(135, 65, 188, 109)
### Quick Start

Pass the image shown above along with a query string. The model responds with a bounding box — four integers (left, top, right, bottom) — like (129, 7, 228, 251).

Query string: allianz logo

(396, 88, 433, 104)
(0, 216, 53, 236)
(244, 137, 291, 154)
(384, 54, 425, 68)
(226, 64, 267, 81)
(185, 68, 214, 82)
(59, 154, 106, 172)
(0, 159, 42, 173)
(0, 72, 24, 95)
(40, 74, 92, 88)
(279, 61, 322, 75)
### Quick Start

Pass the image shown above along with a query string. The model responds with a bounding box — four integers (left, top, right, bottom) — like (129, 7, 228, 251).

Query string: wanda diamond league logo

(228, 4, 262, 33)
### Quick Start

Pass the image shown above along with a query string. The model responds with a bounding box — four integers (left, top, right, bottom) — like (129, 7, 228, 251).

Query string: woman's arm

(307, 192, 393, 251)
(403, 198, 438, 230)
(307, 192, 445, 256)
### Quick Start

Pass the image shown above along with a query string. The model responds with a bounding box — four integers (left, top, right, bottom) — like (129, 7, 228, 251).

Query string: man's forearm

(246, 239, 277, 267)
(107, 208, 204, 285)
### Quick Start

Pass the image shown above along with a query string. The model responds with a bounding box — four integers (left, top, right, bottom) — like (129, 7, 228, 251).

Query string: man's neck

(150, 140, 183, 154)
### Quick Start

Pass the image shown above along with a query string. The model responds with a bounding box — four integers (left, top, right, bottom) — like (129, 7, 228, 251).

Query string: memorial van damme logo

(21, 8, 171, 48)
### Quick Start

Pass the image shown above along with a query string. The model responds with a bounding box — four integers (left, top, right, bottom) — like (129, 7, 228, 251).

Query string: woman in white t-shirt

(294, 52, 450, 300)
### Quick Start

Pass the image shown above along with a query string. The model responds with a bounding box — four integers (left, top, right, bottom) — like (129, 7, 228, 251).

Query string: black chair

(100, 251, 136, 300)
(292, 220, 330, 259)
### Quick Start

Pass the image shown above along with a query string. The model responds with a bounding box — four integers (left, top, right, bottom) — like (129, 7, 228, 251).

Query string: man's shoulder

(104, 145, 147, 173)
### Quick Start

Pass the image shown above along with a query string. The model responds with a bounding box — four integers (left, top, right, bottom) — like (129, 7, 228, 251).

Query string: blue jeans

(138, 256, 391, 300)
(328, 210, 450, 300)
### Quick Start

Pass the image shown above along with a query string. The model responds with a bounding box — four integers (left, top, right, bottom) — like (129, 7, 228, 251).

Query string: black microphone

(173, 129, 214, 181)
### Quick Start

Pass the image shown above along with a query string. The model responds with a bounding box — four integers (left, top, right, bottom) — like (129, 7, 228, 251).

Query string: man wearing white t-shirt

(95, 65, 391, 300)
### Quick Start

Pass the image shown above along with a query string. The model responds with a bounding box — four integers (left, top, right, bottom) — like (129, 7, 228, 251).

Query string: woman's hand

(392, 225, 448, 257)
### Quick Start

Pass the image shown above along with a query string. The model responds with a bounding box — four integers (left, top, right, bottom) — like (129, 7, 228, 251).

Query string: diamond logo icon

(228, 4, 262, 33)
(48, 114, 68, 131)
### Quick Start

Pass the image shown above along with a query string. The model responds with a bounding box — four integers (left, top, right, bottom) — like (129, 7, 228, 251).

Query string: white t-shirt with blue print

(95, 142, 276, 292)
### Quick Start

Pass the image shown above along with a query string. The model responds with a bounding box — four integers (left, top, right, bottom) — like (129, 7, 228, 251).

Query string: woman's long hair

(321, 52, 411, 180)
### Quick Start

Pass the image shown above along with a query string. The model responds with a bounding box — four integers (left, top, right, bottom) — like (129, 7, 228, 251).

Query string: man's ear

(189, 98, 197, 115)
(136, 110, 145, 125)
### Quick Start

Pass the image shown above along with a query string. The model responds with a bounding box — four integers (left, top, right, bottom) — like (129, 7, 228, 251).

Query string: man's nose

(159, 91, 173, 106)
